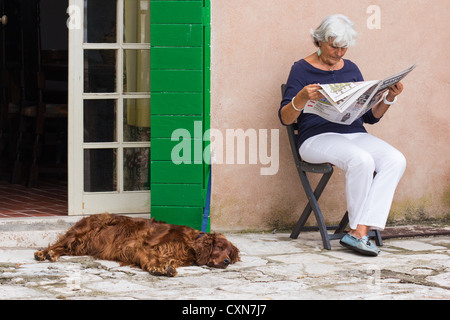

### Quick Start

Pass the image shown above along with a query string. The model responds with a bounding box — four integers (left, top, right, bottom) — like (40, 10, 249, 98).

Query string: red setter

(34, 214, 240, 277)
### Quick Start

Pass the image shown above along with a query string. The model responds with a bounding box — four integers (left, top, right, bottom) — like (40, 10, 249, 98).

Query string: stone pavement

(0, 216, 449, 300)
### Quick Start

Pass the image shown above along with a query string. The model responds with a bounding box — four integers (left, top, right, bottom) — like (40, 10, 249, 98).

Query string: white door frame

(67, 0, 150, 215)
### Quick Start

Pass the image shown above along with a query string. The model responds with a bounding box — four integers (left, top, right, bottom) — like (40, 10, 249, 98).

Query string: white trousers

(299, 132, 406, 230)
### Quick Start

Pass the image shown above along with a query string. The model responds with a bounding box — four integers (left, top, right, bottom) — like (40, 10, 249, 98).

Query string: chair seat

(298, 160, 333, 173)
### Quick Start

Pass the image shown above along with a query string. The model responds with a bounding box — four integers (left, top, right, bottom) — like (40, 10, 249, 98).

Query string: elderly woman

(279, 14, 406, 256)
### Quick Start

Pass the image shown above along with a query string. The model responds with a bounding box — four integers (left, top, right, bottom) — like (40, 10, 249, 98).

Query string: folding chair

(281, 84, 382, 250)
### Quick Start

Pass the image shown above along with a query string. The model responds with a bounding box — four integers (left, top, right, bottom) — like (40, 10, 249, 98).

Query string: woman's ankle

(349, 225, 370, 239)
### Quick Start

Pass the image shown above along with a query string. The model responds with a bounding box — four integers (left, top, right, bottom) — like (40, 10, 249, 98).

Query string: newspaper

(303, 64, 416, 125)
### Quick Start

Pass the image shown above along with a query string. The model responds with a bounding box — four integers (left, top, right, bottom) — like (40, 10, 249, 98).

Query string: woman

(279, 14, 406, 256)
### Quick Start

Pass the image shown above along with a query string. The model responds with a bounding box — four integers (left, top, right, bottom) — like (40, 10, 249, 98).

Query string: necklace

(317, 54, 341, 71)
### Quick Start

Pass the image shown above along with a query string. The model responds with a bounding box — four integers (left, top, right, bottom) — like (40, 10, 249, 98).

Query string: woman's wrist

(291, 96, 303, 112)
(383, 92, 397, 105)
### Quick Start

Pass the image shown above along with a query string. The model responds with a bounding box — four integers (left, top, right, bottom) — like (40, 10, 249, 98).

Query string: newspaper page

(318, 80, 377, 111)
(303, 64, 416, 125)
(363, 64, 416, 112)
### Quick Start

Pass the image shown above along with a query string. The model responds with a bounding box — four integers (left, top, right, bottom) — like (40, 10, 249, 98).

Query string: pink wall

(210, 0, 450, 230)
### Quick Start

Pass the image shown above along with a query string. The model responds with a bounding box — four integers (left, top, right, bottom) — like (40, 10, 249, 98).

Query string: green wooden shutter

(150, 0, 211, 230)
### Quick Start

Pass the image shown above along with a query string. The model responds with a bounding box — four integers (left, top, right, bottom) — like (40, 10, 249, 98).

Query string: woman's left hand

(373, 81, 404, 118)
(386, 81, 403, 102)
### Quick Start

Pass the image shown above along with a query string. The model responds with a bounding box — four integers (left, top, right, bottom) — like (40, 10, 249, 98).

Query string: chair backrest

(281, 84, 302, 165)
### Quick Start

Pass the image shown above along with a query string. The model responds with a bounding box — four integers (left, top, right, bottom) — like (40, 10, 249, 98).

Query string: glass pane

(124, 0, 150, 43)
(123, 49, 150, 93)
(84, 0, 117, 43)
(84, 149, 117, 192)
(124, 148, 150, 191)
(124, 99, 150, 142)
(84, 100, 116, 142)
(84, 50, 117, 93)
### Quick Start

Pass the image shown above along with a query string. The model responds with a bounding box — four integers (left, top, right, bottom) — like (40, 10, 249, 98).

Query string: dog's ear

(193, 233, 214, 265)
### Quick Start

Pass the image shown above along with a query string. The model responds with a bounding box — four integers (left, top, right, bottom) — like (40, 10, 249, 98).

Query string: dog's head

(193, 233, 240, 268)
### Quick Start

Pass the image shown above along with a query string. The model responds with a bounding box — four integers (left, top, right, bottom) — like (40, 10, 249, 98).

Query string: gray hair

(310, 14, 357, 48)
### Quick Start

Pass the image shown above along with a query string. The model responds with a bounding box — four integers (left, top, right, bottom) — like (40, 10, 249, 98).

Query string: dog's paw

(45, 250, 59, 262)
(34, 250, 46, 261)
(165, 265, 177, 277)
(148, 265, 177, 277)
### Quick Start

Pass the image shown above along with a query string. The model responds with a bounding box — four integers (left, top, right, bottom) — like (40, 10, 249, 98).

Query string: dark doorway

(0, 0, 68, 217)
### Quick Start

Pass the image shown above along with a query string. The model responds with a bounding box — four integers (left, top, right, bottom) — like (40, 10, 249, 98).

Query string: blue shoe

(340, 233, 380, 256)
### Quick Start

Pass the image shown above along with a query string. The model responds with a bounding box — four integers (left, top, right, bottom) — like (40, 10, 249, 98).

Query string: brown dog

(34, 214, 240, 277)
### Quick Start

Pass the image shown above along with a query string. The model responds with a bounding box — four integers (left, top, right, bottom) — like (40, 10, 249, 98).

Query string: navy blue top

(279, 59, 380, 148)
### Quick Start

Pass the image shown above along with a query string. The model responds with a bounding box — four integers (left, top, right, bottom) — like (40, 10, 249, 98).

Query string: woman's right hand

(280, 84, 324, 125)
(297, 84, 324, 101)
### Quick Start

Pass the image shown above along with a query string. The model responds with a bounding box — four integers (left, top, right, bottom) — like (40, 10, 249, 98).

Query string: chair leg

(289, 202, 313, 239)
(310, 201, 332, 250)
(373, 230, 383, 246)
(290, 195, 332, 249)
(334, 211, 349, 235)
(291, 169, 333, 249)
(291, 170, 332, 238)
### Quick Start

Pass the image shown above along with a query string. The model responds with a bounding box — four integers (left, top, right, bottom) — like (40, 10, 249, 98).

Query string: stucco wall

(210, 0, 450, 231)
